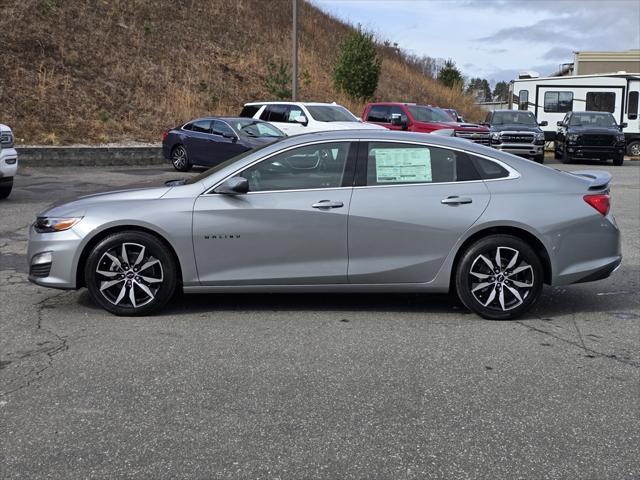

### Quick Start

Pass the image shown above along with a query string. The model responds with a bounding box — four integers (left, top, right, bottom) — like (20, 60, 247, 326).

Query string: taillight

(162, 130, 169, 142)
(584, 194, 610, 216)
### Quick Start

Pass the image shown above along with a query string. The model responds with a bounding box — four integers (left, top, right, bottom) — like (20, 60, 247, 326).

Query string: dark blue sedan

(162, 117, 285, 171)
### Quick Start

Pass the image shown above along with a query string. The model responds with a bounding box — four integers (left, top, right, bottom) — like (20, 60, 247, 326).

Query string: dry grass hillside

(0, 0, 484, 144)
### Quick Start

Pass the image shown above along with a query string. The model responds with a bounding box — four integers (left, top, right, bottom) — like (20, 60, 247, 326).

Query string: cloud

(542, 47, 575, 61)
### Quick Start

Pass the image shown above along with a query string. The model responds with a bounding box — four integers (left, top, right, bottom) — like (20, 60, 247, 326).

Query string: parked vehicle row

(0, 123, 18, 199)
(482, 110, 547, 163)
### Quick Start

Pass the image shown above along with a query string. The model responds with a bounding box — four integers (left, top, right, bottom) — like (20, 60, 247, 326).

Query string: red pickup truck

(362, 102, 490, 145)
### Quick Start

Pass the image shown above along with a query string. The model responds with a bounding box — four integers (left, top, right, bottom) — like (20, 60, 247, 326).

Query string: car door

(184, 119, 213, 164)
(205, 120, 247, 165)
(347, 141, 491, 284)
(192, 140, 357, 285)
(260, 104, 301, 135)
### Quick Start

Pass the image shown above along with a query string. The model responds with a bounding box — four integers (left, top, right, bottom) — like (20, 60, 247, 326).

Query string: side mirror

(294, 115, 308, 126)
(620, 122, 628, 129)
(390, 113, 407, 129)
(556, 121, 564, 127)
(214, 176, 249, 195)
(539, 121, 548, 127)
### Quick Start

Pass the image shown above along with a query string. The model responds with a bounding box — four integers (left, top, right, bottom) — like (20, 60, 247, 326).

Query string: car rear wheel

(455, 235, 544, 320)
(171, 145, 191, 172)
(0, 178, 13, 199)
(85, 231, 177, 316)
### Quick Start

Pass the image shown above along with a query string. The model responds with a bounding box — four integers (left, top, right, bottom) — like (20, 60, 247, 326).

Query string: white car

(239, 101, 386, 136)
(0, 123, 17, 199)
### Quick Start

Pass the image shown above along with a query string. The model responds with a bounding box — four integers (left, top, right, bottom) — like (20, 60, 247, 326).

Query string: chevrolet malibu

(27, 131, 621, 320)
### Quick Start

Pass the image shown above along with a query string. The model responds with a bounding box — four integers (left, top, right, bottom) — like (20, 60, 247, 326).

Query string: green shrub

(264, 59, 292, 99)
(333, 29, 381, 101)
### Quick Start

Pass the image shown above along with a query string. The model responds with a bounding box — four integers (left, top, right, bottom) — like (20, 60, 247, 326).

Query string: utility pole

(292, 0, 298, 101)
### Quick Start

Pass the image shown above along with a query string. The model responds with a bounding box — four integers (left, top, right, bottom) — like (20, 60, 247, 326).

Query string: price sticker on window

(373, 148, 432, 183)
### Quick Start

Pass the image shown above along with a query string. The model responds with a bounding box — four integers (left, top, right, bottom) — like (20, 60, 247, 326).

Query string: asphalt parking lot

(1, 158, 639, 479)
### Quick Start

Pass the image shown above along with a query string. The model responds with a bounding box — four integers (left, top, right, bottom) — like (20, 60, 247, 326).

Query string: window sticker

(373, 148, 432, 183)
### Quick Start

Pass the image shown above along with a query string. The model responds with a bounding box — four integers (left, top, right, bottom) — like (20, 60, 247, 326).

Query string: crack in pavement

(0, 291, 72, 397)
(516, 319, 640, 369)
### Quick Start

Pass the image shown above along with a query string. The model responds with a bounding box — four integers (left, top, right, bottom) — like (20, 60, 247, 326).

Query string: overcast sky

(311, 0, 640, 85)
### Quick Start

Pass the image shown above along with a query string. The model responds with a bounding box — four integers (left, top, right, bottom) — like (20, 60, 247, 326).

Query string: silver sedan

(27, 131, 621, 319)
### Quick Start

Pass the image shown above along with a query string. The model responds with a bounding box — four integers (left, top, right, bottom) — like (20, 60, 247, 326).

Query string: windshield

(185, 141, 281, 185)
(228, 119, 284, 138)
(305, 105, 358, 122)
(491, 111, 538, 126)
(407, 105, 453, 123)
(569, 112, 617, 128)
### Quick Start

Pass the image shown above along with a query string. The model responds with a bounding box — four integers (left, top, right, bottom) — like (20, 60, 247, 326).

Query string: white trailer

(509, 73, 640, 155)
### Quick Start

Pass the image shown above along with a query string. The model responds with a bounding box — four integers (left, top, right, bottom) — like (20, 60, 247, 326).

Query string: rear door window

(364, 142, 481, 185)
(191, 120, 212, 133)
(260, 104, 289, 123)
(212, 120, 235, 137)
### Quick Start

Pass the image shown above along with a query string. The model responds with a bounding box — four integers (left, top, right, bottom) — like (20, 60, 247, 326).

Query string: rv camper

(510, 73, 640, 156)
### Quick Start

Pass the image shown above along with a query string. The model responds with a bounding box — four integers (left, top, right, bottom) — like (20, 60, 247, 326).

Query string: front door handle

(441, 196, 472, 205)
(312, 200, 344, 209)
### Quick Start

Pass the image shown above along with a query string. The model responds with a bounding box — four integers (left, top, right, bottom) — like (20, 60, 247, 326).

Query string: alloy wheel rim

(468, 246, 534, 312)
(95, 242, 163, 308)
(630, 143, 640, 156)
(172, 147, 186, 168)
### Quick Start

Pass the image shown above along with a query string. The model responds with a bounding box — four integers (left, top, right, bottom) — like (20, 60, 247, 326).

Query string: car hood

(568, 126, 620, 135)
(41, 185, 172, 217)
(414, 121, 488, 132)
(491, 124, 542, 133)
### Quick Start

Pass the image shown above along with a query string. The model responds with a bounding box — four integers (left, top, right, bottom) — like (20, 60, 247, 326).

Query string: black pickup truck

(554, 111, 627, 165)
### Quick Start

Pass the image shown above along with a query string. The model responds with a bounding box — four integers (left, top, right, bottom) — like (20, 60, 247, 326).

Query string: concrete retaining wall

(17, 146, 165, 167)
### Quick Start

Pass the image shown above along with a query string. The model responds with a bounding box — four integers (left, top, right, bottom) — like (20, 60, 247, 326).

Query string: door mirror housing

(294, 115, 308, 126)
(390, 113, 407, 129)
(214, 176, 249, 195)
(620, 122, 628, 129)
(539, 121, 548, 127)
(556, 121, 564, 127)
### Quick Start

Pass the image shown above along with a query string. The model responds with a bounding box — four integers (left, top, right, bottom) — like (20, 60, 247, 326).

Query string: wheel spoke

(506, 249, 519, 269)
(105, 252, 122, 270)
(498, 288, 506, 311)
(482, 287, 497, 307)
(478, 254, 494, 271)
(114, 283, 127, 304)
(495, 248, 502, 269)
(509, 265, 532, 276)
(135, 281, 155, 300)
(472, 282, 493, 293)
(138, 259, 160, 273)
(100, 278, 124, 291)
(133, 245, 146, 267)
(97, 269, 120, 278)
(506, 285, 523, 305)
(470, 270, 490, 279)
(139, 275, 162, 284)
(121, 243, 130, 266)
(511, 280, 533, 288)
(129, 284, 138, 308)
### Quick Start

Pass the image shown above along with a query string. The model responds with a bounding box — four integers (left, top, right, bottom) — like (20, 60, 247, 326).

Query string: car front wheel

(171, 145, 191, 172)
(0, 178, 13, 199)
(455, 234, 544, 320)
(84, 231, 178, 316)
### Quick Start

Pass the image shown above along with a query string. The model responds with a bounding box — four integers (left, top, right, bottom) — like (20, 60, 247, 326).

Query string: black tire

(84, 231, 177, 316)
(171, 145, 192, 172)
(560, 147, 572, 164)
(534, 154, 545, 164)
(455, 234, 544, 320)
(0, 178, 13, 199)
(553, 143, 561, 160)
(626, 140, 640, 157)
(613, 154, 624, 166)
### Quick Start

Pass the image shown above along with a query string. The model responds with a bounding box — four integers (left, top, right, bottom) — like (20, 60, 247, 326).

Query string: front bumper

(567, 144, 625, 159)
(27, 225, 83, 289)
(0, 147, 18, 179)
(493, 143, 544, 157)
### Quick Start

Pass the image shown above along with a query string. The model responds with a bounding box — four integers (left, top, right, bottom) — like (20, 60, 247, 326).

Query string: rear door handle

(312, 200, 344, 209)
(441, 196, 472, 205)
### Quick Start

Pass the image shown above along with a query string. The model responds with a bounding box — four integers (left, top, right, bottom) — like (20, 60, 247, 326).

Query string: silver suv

(0, 123, 17, 199)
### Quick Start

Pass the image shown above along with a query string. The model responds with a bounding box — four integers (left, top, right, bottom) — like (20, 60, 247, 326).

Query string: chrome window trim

(203, 138, 520, 195)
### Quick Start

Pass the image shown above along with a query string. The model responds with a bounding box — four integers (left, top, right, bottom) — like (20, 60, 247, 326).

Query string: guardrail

(16, 146, 165, 167)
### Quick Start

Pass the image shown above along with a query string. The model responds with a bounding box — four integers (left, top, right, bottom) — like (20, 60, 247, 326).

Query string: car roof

(491, 109, 533, 113)
(187, 116, 269, 122)
(243, 101, 344, 107)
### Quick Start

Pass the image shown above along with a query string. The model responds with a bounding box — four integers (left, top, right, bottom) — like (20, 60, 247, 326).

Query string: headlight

(34, 217, 82, 233)
(0, 131, 14, 148)
(567, 134, 580, 143)
(616, 133, 625, 142)
(490, 132, 501, 143)
(534, 132, 545, 141)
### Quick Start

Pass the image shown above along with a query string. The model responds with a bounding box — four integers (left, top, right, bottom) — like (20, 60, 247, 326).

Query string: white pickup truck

(0, 123, 17, 199)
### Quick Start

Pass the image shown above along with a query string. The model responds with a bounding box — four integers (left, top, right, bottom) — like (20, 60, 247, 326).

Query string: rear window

(306, 105, 358, 122)
(239, 105, 261, 118)
(469, 155, 510, 179)
(367, 105, 390, 123)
